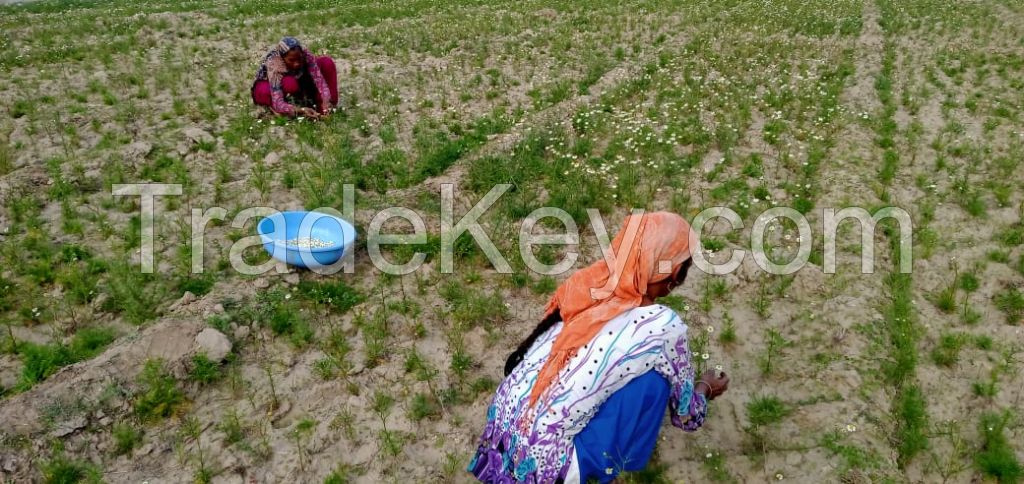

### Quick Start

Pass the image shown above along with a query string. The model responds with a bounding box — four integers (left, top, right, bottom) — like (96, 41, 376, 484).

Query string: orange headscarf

(528, 211, 694, 406)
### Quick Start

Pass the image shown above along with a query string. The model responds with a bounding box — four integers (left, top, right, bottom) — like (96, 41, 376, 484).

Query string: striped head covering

(255, 36, 309, 91)
(276, 36, 302, 56)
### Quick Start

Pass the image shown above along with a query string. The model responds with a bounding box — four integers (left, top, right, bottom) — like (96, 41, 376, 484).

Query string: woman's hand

(695, 370, 730, 400)
(297, 107, 321, 119)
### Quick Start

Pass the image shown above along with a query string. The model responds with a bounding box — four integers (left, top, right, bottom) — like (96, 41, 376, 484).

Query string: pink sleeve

(306, 51, 331, 112)
(270, 90, 295, 116)
(265, 56, 295, 116)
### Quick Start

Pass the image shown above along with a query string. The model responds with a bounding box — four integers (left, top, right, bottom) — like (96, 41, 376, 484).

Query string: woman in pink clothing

(252, 37, 338, 119)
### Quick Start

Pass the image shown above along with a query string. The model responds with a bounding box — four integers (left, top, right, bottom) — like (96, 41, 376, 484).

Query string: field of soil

(0, 0, 1022, 482)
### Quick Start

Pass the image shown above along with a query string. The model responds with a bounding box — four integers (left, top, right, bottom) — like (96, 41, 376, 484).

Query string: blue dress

(572, 370, 671, 483)
(467, 306, 706, 483)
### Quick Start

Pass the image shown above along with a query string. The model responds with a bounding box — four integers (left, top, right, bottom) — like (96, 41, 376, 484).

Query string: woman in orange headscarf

(468, 212, 730, 483)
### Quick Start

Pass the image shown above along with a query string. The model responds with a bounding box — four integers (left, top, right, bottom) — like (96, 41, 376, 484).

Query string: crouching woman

(252, 36, 338, 119)
(468, 212, 730, 483)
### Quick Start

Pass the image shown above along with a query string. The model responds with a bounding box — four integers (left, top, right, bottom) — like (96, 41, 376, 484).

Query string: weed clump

(15, 327, 117, 391)
(930, 333, 965, 367)
(111, 423, 144, 455)
(993, 287, 1024, 324)
(975, 411, 1023, 482)
(133, 359, 184, 421)
(297, 279, 365, 312)
(39, 453, 103, 484)
(893, 386, 929, 467)
(189, 353, 223, 385)
(746, 395, 791, 427)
